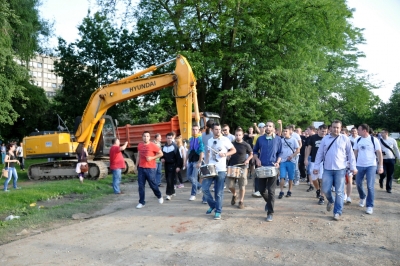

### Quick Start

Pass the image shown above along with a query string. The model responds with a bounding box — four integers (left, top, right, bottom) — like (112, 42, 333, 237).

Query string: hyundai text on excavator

(23, 55, 205, 180)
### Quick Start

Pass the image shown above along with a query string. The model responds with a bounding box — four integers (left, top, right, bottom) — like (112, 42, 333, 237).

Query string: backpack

(356, 135, 375, 150)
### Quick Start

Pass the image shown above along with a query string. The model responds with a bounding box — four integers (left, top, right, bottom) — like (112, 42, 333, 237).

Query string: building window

(44, 64, 48, 69)
(37, 72, 42, 77)
(51, 83, 57, 88)
(37, 62, 42, 68)
(32, 71, 37, 77)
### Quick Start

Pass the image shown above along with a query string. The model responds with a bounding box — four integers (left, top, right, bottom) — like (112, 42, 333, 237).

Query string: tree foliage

(90, 0, 379, 129)
(371, 83, 400, 132)
(0, 0, 51, 140)
(52, 12, 137, 126)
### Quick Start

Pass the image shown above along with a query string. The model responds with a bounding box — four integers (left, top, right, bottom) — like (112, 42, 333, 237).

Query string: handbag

(80, 163, 89, 173)
(2, 162, 10, 178)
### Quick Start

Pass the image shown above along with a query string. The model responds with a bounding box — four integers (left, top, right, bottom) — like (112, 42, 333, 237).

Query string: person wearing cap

(252, 122, 266, 198)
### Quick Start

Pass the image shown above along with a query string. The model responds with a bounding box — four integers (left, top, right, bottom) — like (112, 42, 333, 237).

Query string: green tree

(53, 12, 136, 126)
(371, 83, 400, 132)
(0, 0, 51, 140)
(95, 0, 378, 129)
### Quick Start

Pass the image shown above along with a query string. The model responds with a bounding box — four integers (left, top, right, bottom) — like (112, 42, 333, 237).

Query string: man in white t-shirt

(288, 125, 302, 185)
(203, 123, 236, 220)
(378, 129, 399, 193)
(348, 127, 360, 146)
(353, 124, 383, 215)
(16, 142, 25, 171)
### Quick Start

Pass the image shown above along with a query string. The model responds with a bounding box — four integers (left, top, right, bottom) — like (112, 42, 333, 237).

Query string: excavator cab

(94, 115, 117, 158)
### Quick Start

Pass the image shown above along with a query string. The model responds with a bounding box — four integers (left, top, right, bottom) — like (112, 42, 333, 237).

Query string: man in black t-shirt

(304, 124, 328, 204)
(227, 128, 253, 209)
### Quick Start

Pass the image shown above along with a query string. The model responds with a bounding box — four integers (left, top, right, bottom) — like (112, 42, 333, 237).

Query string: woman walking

(3, 143, 21, 192)
(75, 145, 88, 183)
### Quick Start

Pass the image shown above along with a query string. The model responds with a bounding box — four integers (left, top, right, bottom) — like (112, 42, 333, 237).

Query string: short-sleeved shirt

(138, 142, 161, 168)
(353, 136, 381, 167)
(280, 137, 299, 163)
(109, 146, 125, 170)
(228, 141, 252, 166)
(308, 134, 324, 162)
(207, 137, 234, 172)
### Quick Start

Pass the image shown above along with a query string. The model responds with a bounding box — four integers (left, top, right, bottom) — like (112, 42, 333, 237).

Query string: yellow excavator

(24, 55, 200, 180)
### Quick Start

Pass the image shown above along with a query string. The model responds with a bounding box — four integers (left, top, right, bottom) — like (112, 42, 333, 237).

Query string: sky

(39, 0, 400, 102)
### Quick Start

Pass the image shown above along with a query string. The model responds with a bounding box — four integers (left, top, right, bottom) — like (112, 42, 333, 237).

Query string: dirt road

(1, 177, 399, 265)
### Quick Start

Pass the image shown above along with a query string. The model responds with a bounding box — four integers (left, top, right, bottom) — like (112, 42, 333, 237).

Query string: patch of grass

(0, 159, 136, 244)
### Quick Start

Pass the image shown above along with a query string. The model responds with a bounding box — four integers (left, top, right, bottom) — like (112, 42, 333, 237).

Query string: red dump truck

(117, 112, 220, 161)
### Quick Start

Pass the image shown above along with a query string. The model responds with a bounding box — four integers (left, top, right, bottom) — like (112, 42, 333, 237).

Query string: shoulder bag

(380, 138, 396, 158)
(2, 162, 10, 178)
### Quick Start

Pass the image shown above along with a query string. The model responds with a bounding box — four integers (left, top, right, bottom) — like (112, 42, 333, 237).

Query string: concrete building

(16, 54, 63, 98)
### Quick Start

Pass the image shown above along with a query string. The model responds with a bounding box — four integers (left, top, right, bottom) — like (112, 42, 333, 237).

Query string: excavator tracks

(28, 160, 108, 181)
(123, 158, 137, 174)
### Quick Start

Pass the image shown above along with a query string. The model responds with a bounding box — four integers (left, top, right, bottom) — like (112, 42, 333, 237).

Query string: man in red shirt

(110, 138, 128, 194)
(136, 131, 164, 209)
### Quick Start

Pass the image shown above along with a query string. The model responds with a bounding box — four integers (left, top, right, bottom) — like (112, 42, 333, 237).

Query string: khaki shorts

(227, 168, 248, 188)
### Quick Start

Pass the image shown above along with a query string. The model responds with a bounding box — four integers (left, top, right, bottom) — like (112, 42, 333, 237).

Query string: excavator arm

(74, 55, 200, 153)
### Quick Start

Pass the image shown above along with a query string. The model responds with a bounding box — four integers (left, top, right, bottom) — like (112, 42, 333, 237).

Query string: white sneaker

(189, 195, 196, 201)
(224, 185, 226, 189)
(333, 213, 340, 221)
(136, 203, 144, 209)
(284, 182, 289, 188)
(158, 197, 164, 204)
(346, 197, 352, 204)
(366, 207, 373, 214)
(252, 191, 262, 198)
(343, 194, 347, 203)
(197, 188, 202, 194)
(202, 200, 207, 204)
(172, 193, 176, 197)
(359, 198, 366, 207)
(211, 187, 215, 192)
(331, 186, 335, 192)
(294, 181, 300, 186)
(166, 195, 171, 200)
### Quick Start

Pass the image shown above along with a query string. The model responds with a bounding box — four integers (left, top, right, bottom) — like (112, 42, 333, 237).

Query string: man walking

(378, 129, 399, 193)
(136, 131, 164, 209)
(252, 123, 266, 198)
(203, 123, 236, 220)
(253, 121, 282, 222)
(186, 124, 204, 201)
(305, 124, 328, 204)
(354, 124, 383, 214)
(228, 128, 253, 209)
(161, 132, 182, 200)
(16, 142, 25, 171)
(313, 120, 357, 221)
(109, 138, 128, 194)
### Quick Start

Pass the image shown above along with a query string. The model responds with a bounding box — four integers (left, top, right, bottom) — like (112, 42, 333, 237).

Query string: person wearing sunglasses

(203, 123, 236, 220)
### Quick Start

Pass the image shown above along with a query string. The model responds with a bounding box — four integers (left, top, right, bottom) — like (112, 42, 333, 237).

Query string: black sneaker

(286, 191, 292, 197)
(307, 186, 314, 192)
(318, 196, 325, 205)
(278, 191, 284, 199)
(316, 189, 321, 198)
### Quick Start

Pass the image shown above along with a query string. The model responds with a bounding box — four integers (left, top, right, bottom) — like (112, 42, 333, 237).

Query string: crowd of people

(125, 119, 399, 222)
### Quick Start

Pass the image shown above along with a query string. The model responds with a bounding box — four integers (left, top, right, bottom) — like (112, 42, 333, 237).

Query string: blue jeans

(138, 167, 162, 205)
(187, 162, 202, 196)
(280, 161, 295, 180)
(112, 169, 122, 194)
(1, 152, 5, 164)
(202, 171, 226, 214)
(321, 169, 346, 215)
(4, 167, 18, 190)
(356, 166, 377, 208)
(155, 161, 162, 186)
